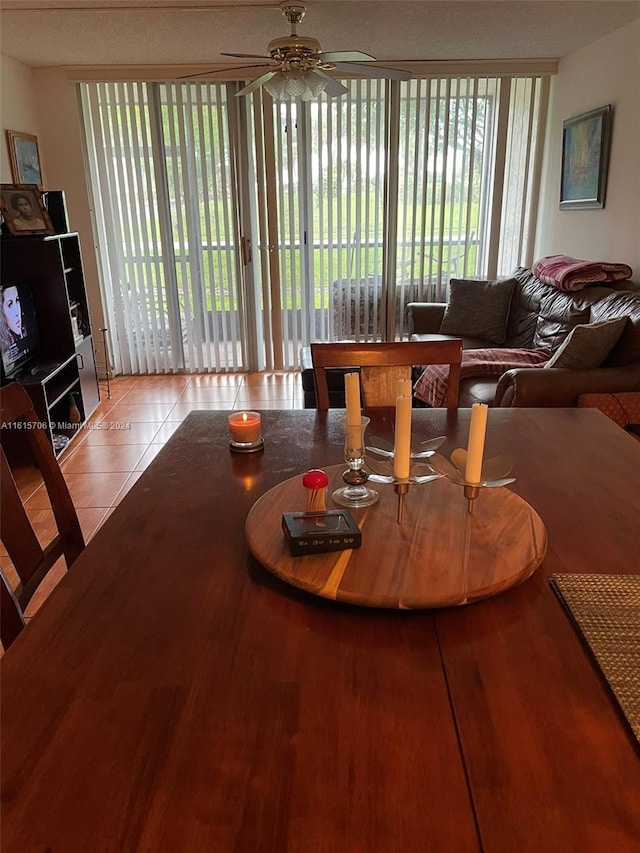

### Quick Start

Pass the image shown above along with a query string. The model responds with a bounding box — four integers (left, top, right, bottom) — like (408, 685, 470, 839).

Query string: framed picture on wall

(6, 130, 44, 188)
(0, 184, 54, 236)
(559, 104, 612, 210)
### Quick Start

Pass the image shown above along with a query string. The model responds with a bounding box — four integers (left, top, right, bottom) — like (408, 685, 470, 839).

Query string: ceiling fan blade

(236, 71, 277, 97)
(331, 62, 412, 81)
(179, 64, 272, 80)
(319, 51, 376, 62)
(221, 52, 273, 60)
(313, 69, 349, 97)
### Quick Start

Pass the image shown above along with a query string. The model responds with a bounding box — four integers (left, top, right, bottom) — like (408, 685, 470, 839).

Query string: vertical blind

(80, 72, 548, 373)
(251, 79, 388, 371)
(394, 77, 495, 320)
(81, 81, 245, 374)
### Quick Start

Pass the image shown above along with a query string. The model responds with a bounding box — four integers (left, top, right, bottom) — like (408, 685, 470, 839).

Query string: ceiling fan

(184, 1, 411, 100)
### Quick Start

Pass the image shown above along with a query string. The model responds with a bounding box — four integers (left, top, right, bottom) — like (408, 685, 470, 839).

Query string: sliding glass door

(82, 81, 245, 374)
(251, 79, 388, 369)
(80, 72, 548, 374)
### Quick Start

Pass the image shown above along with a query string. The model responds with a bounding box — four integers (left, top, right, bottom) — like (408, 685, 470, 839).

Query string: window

(80, 72, 549, 373)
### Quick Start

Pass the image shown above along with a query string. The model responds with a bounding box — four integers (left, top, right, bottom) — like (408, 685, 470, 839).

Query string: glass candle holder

(228, 411, 264, 453)
(332, 415, 379, 508)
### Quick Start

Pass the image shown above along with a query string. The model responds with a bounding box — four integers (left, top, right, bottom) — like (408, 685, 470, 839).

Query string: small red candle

(228, 411, 262, 444)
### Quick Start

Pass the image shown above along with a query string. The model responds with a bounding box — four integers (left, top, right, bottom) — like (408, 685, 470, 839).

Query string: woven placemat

(550, 574, 640, 742)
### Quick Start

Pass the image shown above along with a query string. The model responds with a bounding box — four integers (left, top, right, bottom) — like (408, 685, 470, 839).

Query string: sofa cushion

(504, 268, 543, 348)
(532, 289, 593, 352)
(508, 266, 625, 352)
(440, 277, 516, 344)
(459, 378, 502, 407)
(589, 291, 640, 367)
(414, 347, 549, 407)
(545, 317, 627, 370)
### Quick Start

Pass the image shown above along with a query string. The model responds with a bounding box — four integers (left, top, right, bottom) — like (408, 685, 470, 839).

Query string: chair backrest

(0, 382, 85, 649)
(310, 340, 462, 410)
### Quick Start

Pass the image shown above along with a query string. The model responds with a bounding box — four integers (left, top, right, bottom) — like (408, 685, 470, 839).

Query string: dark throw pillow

(440, 277, 516, 344)
(545, 317, 628, 370)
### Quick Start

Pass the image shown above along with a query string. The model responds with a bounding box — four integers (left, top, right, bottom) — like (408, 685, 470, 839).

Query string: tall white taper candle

(345, 372, 361, 423)
(344, 372, 362, 452)
(465, 403, 488, 485)
(393, 394, 412, 480)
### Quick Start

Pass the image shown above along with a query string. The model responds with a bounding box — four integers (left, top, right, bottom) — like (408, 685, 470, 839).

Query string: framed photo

(560, 105, 612, 210)
(0, 184, 54, 236)
(6, 130, 43, 188)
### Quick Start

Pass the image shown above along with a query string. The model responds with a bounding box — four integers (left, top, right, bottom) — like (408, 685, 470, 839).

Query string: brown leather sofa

(408, 266, 640, 407)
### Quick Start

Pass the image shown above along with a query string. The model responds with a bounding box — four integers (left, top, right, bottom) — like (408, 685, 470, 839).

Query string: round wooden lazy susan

(245, 465, 547, 609)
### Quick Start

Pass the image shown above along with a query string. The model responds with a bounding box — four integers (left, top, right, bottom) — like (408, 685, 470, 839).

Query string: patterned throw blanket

(533, 254, 633, 292)
(414, 348, 550, 407)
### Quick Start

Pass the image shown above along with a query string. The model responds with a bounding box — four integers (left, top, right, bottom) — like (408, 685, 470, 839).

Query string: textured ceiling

(1, 1, 639, 69)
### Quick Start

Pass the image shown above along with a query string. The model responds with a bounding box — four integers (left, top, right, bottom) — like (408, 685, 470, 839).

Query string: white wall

(0, 55, 45, 181)
(32, 67, 105, 330)
(0, 56, 105, 331)
(536, 19, 640, 273)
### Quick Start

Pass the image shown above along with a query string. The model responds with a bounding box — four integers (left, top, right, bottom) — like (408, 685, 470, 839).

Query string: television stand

(28, 360, 63, 377)
(1, 232, 100, 458)
(20, 355, 84, 455)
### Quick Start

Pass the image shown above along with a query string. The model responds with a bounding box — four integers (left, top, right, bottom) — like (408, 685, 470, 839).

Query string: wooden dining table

(2, 407, 640, 852)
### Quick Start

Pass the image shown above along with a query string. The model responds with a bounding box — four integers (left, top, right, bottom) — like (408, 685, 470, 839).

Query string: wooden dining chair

(310, 339, 463, 410)
(0, 382, 85, 649)
(1, 568, 25, 650)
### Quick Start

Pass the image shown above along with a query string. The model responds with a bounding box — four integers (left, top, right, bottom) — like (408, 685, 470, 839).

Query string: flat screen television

(1, 281, 41, 381)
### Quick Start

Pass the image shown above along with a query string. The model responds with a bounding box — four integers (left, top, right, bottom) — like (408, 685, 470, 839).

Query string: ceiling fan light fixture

(284, 73, 306, 97)
(306, 72, 328, 98)
(218, 2, 410, 99)
(264, 69, 328, 102)
(263, 72, 288, 100)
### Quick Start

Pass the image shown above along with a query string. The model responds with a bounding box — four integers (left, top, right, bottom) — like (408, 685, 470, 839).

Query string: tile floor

(2, 371, 304, 626)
